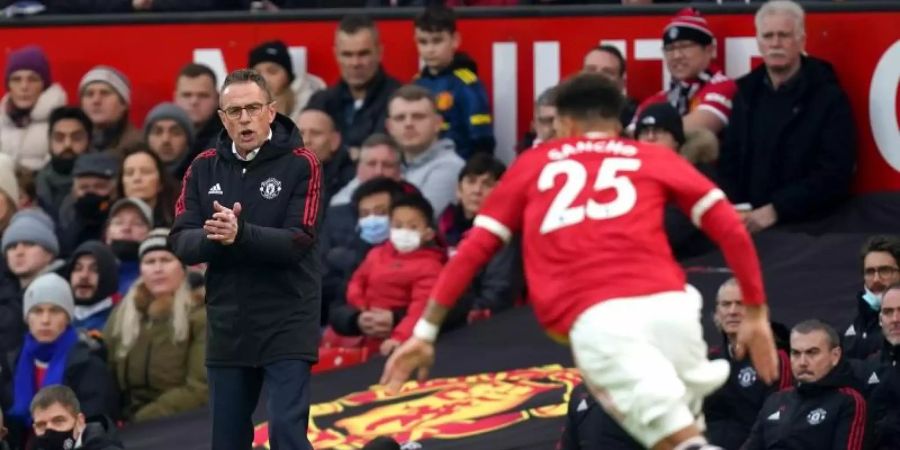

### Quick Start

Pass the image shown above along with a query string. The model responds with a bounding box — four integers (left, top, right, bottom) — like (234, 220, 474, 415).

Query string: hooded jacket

(403, 138, 465, 219)
(170, 113, 323, 366)
(0, 83, 67, 171)
(78, 415, 125, 450)
(65, 241, 119, 334)
(868, 344, 900, 449)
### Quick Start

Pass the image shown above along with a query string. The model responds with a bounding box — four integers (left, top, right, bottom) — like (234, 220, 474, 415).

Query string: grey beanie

(1, 210, 59, 256)
(23, 273, 75, 321)
(143, 102, 195, 147)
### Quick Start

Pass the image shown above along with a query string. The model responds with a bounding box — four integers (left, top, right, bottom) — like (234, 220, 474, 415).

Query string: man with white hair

(719, 0, 855, 234)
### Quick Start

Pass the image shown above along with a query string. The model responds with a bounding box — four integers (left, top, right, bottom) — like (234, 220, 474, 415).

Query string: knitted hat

(23, 273, 74, 321)
(109, 197, 154, 228)
(2, 209, 58, 256)
(248, 40, 295, 83)
(138, 228, 174, 261)
(5, 45, 51, 87)
(663, 8, 714, 47)
(79, 65, 131, 105)
(0, 153, 19, 204)
(635, 102, 686, 147)
(143, 102, 195, 147)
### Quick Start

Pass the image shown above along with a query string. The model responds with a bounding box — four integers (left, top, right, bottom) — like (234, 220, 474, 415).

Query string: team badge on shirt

(807, 408, 827, 425)
(260, 177, 282, 200)
(737, 366, 757, 387)
(436, 91, 454, 111)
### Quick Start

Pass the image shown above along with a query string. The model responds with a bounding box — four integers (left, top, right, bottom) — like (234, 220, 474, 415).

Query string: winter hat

(72, 152, 118, 179)
(22, 273, 74, 321)
(0, 153, 19, 204)
(79, 65, 131, 105)
(109, 197, 154, 229)
(663, 8, 714, 47)
(9, 207, 55, 233)
(138, 228, 175, 261)
(5, 45, 51, 87)
(2, 209, 58, 256)
(635, 102, 685, 146)
(248, 40, 296, 83)
(143, 102, 195, 147)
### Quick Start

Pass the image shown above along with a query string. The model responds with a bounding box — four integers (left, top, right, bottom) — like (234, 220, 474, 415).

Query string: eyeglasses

(220, 102, 270, 120)
(864, 266, 900, 278)
(663, 42, 700, 55)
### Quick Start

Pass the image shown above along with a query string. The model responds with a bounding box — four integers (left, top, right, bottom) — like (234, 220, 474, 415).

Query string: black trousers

(208, 360, 312, 450)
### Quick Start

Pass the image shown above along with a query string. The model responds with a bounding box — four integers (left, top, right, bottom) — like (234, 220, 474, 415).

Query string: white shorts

(569, 286, 730, 448)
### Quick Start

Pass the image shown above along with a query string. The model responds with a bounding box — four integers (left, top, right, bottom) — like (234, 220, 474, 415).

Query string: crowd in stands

(0, 0, 894, 449)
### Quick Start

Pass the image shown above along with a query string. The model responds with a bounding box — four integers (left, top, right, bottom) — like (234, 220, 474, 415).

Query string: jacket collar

(404, 138, 455, 169)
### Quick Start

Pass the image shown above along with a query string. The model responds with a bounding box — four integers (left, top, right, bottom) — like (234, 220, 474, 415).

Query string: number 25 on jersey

(538, 157, 641, 234)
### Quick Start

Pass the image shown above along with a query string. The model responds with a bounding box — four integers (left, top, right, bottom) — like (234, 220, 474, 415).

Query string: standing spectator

(170, 69, 322, 449)
(78, 66, 141, 157)
(117, 144, 179, 227)
(869, 284, 900, 448)
(143, 103, 194, 176)
(386, 85, 464, 217)
(57, 153, 118, 257)
(582, 45, 637, 126)
(103, 198, 153, 296)
(632, 8, 736, 136)
(413, 7, 494, 159)
(0, 46, 67, 171)
(104, 229, 207, 422)
(719, 0, 855, 233)
(296, 109, 354, 205)
(28, 385, 123, 450)
(35, 108, 92, 220)
(173, 63, 223, 180)
(65, 241, 119, 335)
(519, 87, 556, 152)
(842, 236, 900, 360)
(307, 14, 401, 153)
(0, 154, 20, 234)
(248, 40, 325, 121)
(329, 133, 402, 207)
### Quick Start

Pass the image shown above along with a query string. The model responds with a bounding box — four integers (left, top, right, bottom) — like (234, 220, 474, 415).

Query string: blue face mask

(358, 215, 390, 244)
(862, 287, 883, 311)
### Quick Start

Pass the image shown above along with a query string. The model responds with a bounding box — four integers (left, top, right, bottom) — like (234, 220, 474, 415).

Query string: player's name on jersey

(548, 139, 638, 161)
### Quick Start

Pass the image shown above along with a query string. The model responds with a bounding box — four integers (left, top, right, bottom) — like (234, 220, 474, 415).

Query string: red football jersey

(633, 67, 737, 127)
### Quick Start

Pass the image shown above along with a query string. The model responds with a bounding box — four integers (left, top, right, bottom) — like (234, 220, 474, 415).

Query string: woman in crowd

(117, 144, 178, 228)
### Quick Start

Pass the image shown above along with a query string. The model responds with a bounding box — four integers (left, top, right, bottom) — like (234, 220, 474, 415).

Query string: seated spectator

(13, 168, 35, 212)
(29, 385, 123, 450)
(2, 273, 118, 448)
(57, 153, 118, 257)
(413, 7, 495, 159)
(869, 284, 900, 448)
(386, 85, 464, 217)
(582, 45, 637, 126)
(117, 144, 178, 227)
(35, 107, 92, 220)
(0, 46, 66, 171)
(330, 133, 402, 207)
(65, 241, 119, 336)
(78, 66, 141, 157)
(326, 193, 445, 357)
(0, 154, 20, 234)
(249, 40, 325, 121)
(307, 14, 401, 153)
(743, 320, 867, 450)
(143, 103, 193, 177)
(172, 63, 222, 180)
(719, 0, 855, 233)
(103, 229, 207, 422)
(296, 109, 354, 205)
(103, 198, 153, 296)
(842, 236, 900, 360)
(519, 87, 556, 152)
(558, 383, 642, 450)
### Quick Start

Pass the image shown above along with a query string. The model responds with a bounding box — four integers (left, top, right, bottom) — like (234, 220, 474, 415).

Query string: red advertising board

(0, 9, 897, 192)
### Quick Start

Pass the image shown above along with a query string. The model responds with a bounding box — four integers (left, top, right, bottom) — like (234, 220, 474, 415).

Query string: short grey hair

(755, 0, 805, 38)
(792, 319, 840, 349)
(716, 277, 740, 302)
(360, 133, 401, 162)
(535, 86, 557, 108)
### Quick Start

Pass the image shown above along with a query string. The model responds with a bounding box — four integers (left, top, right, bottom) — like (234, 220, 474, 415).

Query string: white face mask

(390, 228, 421, 253)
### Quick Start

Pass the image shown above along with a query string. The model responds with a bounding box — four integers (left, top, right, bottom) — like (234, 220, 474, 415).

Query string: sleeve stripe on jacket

(293, 148, 322, 228)
(838, 387, 867, 450)
(777, 350, 792, 390)
(174, 149, 217, 217)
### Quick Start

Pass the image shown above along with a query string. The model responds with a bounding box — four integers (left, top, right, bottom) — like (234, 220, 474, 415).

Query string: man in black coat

(29, 385, 122, 450)
(842, 236, 900, 360)
(865, 284, 900, 449)
(170, 69, 323, 450)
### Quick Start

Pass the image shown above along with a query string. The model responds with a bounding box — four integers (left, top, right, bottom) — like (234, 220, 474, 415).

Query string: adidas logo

(844, 325, 856, 337)
(868, 373, 880, 384)
(767, 411, 781, 421)
(208, 183, 223, 195)
(576, 398, 588, 412)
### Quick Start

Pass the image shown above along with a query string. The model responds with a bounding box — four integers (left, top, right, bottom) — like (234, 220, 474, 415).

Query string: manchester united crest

(259, 177, 282, 200)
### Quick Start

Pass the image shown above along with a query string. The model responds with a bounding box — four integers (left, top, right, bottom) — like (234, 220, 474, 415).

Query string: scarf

(666, 68, 715, 115)
(7, 326, 79, 426)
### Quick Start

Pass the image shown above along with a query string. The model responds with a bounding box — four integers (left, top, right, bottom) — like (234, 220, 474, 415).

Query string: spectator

(143, 103, 194, 177)
(104, 198, 153, 297)
(632, 8, 736, 136)
(57, 153, 118, 257)
(558, 382, 643, 450)
(117, 144, 178, 227)
(248, 40, 325, 121)
(703, 278, 792, 450)
(0, 46, 66, 171)
(413, 6, 495, 159)
(35, 107, 92, 220)
(519, 87, 556, 152)
(296, 109, 354, 205)
(386, 85, 464, 217)
(78, 66, 141, 157)
(743, 320, 867, 450)
(842, 236, 900, 360)
(719, 0, 855, 233)
(582, 45, 637, 126)
(869, 284, 900, 448)
(104, 229, 207, 422)
(327, 193, 445, 357)
(329, 133, 402, 207)
(64, 241, 119, 336)
(13, 168, 35, 211)
(172, 63, 222, 180)
(0, 154, 20, 234)
(0, 409, 7, 450)
(2, 273, 118, 447)
(307, 14, 401, 152)
(28, 385, 123, 450)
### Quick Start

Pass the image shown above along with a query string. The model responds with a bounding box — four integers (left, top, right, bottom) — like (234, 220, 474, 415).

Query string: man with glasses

(170, 69, 323, 450)
(843, 236, 900, 360)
